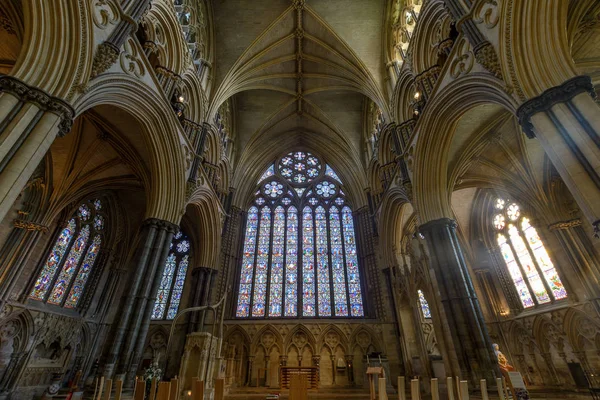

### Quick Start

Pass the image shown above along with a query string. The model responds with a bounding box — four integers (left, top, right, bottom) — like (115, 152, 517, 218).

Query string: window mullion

(265, 208, 276, 317)
(326, 207, 335, 316)
(297, 207, 303, 319)
(44, 223, 80, 303)
(504, 230, 539, 307)
(249, 210, 262, 318)
(282, 207, 288, 317)
(339, 209, 352, 316)
(518, 221, 555, 302)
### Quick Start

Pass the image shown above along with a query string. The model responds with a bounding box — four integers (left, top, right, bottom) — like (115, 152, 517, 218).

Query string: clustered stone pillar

(0, 75, 74, 222)
(103, 218, 178, 386)
(188, 266, 218, 332)
(517, 76, 600, 240)
(419, 218, 499, 384)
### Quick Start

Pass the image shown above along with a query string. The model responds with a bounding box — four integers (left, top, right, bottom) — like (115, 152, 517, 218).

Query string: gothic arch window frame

(151, 230, 191, 321)
(235, 150, 367, 320)
(29, 198, 108, 310)
(417, 289, 431, 320)
(491, 197, 568, 310)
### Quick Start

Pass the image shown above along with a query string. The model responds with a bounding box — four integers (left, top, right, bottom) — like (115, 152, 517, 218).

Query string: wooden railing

(279, 367, 319, 389)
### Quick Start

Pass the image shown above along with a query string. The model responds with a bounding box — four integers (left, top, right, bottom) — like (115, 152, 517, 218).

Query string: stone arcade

(0, 0, 600, 399)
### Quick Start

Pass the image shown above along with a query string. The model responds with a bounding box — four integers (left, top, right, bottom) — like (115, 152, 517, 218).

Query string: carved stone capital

(142, 217, 180, 234)
(516, 75, 596, 139)
(0, 75, 74, 137)
(473, 41, 502, 79)
(91, 41, 121, 78)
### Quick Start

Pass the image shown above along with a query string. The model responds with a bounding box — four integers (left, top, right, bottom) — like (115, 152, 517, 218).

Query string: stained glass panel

(497, 234, 534, 308)
(236, 207, 259, 317)
(315, 206, 331, 316)
(152, 254, 177, 319)
(522, 218, 567, 300)
(279, 152, 321, 185)
(64, 235, 101, 308)
(294, 188, 306, 198)
(285, 207, 298, 316)
(30, 219, 76, 300)
(93, 199, 102, 210)
(252, 207, 271, 317)
(166, 255, 189, 319)
(78, 204, 91, 221)
(48, 225, 91, 305)
(269, 207, 285, 317)
(302, 206, 316, 316)
(329, 206, 348, 316)
(316, 181, 336, 198)
(508, 224, 550, 304)
(417, 289, 431, 318)
(342, 207, 364, 316)
(325, 165, 342, 184)
(259, 164, 275, 183)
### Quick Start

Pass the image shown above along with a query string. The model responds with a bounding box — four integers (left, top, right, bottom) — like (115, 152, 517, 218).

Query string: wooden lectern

(366, 366, 384, 400)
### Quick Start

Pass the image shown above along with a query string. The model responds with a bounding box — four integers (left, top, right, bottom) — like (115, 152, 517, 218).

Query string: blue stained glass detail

(64, 235, 102, 308)
(315, 206, 331, 316)
(166, 255, 189, 319)
(269, 207, 285, 317)
(258, 164, 275, 184)
(325, 165, 342, 184)
(252, 207, 271, 317)
(329, 206, 348, 316)
(236, 207, 259, 317)
(302, 206, 316, 316)
(417, 289, 431, 319)
(153, 254, 177, 319)
(342, 207, 364, 316)
(285, 207, 298, 316)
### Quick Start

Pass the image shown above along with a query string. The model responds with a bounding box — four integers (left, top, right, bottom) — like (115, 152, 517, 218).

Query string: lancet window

(151, 231, 191, 320)
(236, 151, 365, 319)
(417, 289, 431, 319)
(30, 199, 106, 309)
(492, 198, 567, 308)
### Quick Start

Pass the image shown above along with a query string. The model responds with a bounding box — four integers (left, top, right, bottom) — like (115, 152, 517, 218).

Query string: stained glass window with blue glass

(236, 151, 365, 319)
(152, 231, 191, 320)
(30, 199, 106, 309)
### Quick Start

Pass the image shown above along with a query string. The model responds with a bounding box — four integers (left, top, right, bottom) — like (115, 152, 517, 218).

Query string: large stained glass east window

(30, 199, 106, 309)
(152, 231, 191, 320)
(492, 198, 567, 308)
(235, 151, 366, 318)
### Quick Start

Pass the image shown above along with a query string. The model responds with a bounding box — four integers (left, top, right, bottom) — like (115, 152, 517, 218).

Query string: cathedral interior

(1, 0, 600, 399)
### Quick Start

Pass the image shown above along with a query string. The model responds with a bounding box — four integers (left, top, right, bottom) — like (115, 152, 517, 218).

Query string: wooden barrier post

(410, 378, 420, 400)
(214, 378, 224, 400)
(96, 377, 105, 400)
(157, 381, 171, 400)
(495, 378, 504, 400)
(170, 378, 179, 400)
(91, 377, 99, 400)
(398, 376, 406, 400)
(502, 377, 510, 400)
(480, 379, 488, 400)
(378, 377, 387, 400)
(431, 378, 439, 400)
(102, 379, 113, 400)
(192, 380, 204, 400)
(454, 377, 460, 400)
(134, 379, 146, 400)
(446, 377, 455, 400)
(149, 378, 158, 400)
(114, 380, 123, 400)
(459, 381, 469, 400)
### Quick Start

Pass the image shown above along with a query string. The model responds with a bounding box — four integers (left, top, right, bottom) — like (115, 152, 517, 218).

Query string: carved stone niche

(179, 332, 220, 399)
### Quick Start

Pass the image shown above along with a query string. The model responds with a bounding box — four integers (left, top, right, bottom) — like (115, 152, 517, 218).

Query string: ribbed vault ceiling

(210, 0, 387, 204)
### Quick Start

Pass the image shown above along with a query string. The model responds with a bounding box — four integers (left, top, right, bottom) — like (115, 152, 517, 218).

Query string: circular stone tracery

(278, 151, 322, 185)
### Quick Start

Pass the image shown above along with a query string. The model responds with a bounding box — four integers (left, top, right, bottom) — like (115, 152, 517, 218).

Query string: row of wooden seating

(279, 367, 318, 390)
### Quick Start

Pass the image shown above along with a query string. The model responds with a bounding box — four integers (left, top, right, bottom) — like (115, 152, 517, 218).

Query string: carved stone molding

(142, 217, 180, 234)
(13, 220, 49, 233)
(548, 218, 582, 231)
(0, 75, 75, 137)
(473, 41, 502, 79)
(516, 75, 597, 139)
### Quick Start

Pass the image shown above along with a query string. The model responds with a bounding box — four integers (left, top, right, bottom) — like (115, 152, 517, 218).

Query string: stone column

(188, 266, 207, 333)
(247, 356, 255, 386)
(0, 76, 74, 222)
(517, 76, 600, 241)
(345, 355, 354, 385)
(330, 355, 336, 385)
(312, 356, 320, 386)
(103, 218, 178, 384)
(419, 218, 499, 384)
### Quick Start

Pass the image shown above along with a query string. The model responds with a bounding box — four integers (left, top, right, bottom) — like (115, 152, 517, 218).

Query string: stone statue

(492, 343, 515, 372)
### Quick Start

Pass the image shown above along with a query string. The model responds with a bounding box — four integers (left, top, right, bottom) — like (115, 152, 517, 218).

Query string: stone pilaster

(419, 218, 499, 384)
